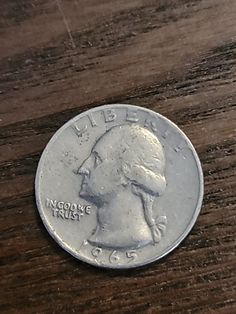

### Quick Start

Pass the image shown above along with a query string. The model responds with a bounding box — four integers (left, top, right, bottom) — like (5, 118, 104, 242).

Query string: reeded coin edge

(35, 104, 204, 269)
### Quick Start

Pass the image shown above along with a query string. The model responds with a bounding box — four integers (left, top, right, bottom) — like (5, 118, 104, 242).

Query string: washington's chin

(79, 188, 90, 198)
(79, 188, 102, 206)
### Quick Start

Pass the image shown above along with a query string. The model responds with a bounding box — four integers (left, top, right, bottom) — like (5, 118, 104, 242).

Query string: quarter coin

(35, 104, 204, 268)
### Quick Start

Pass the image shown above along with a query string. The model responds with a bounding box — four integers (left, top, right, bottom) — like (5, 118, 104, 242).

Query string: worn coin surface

(35, 104, 204, 268)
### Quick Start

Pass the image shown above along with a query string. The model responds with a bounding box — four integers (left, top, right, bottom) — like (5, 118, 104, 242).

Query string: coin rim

(35, 104, 204, 269)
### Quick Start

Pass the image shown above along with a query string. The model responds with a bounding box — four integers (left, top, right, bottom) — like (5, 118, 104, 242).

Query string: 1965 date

(91, 247, 138, 265)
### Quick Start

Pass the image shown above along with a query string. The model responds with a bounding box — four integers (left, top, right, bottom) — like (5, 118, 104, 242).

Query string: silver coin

(35, 104, 204, 268)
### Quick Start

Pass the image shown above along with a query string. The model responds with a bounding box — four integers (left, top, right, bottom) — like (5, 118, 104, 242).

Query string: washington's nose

(78, 157, 92, 176)
(78, 166, 89, 176)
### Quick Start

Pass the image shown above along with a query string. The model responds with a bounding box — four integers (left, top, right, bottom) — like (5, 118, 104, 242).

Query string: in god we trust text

(46, 198, 91, 221)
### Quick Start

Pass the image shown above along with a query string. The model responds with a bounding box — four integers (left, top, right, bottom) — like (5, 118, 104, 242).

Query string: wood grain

(0, 0, 235, 313)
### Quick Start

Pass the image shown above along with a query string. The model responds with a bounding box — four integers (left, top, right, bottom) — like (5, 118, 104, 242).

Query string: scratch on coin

(55, 0, 76, 49)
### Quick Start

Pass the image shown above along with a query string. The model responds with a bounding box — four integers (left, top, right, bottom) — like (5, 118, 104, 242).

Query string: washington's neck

(89, 187, 153, 249)
(101, 187, 142, 215)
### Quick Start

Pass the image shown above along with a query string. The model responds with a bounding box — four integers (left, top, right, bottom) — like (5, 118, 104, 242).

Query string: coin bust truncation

(46, 198, 91, 221)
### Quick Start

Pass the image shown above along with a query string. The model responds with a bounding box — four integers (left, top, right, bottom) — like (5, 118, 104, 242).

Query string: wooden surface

(0, 0, 236, 313)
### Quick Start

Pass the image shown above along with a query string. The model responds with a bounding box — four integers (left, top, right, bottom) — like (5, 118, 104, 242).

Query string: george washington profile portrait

(78, 124, 167, 250)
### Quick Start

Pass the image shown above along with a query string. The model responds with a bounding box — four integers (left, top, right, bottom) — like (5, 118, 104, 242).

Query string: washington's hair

(96, 124, 166, 243)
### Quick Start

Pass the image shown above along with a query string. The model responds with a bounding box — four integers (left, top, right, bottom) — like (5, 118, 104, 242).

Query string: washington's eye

(94, 152, 102, 167)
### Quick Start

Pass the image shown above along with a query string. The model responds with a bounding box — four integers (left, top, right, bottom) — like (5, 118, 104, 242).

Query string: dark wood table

(1, 1, 235, 313)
